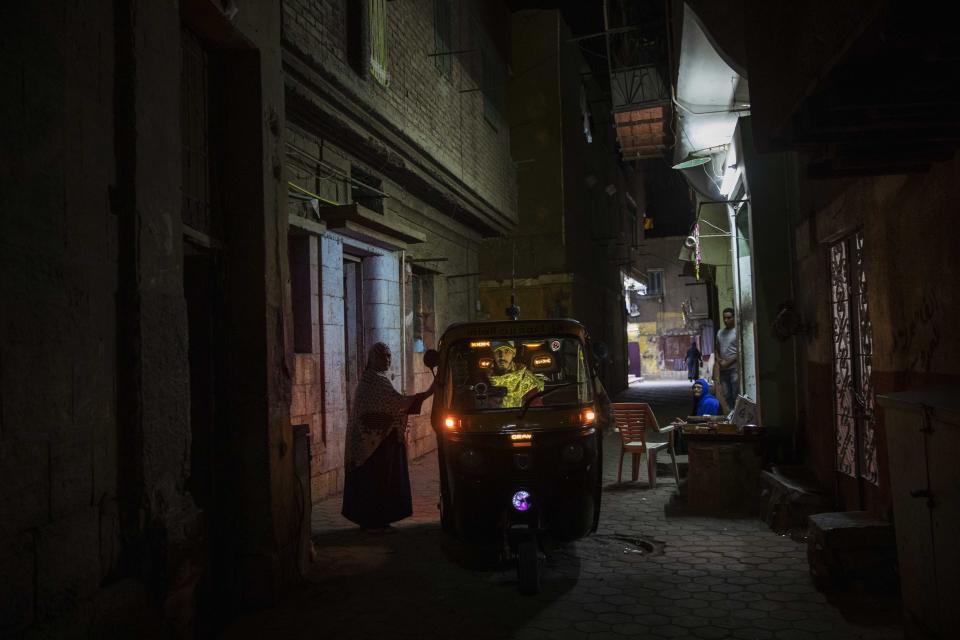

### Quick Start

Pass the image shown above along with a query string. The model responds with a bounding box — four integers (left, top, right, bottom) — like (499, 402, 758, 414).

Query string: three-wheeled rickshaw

(423, 319, 608, 593)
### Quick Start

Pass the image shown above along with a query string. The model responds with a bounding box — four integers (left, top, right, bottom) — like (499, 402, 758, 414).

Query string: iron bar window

(481, 35, 505, 129)
(830, 231, 878, 486)
(181, 29, 218, 238)
(368, 0, 389, 85)
(434, 0, 453, 78)
(645, 269, 664, 296)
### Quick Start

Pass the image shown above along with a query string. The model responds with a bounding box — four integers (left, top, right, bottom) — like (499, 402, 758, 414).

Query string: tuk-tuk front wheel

(517, 540, 541, 595)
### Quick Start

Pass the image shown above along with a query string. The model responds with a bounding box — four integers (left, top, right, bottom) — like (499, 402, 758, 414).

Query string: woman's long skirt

(341, 434, 413, 528)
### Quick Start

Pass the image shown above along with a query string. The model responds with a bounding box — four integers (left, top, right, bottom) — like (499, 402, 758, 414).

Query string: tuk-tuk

(423, 318, 608, 593)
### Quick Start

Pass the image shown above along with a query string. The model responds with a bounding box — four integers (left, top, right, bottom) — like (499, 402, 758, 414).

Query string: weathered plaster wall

(1, 4, 124, 633)
(743, 0, 883, 151)
(794, 154, 960, 512)
(740, 119, 800, 438)
(481, 9, 565, 280)
(1, 1, 299, 634)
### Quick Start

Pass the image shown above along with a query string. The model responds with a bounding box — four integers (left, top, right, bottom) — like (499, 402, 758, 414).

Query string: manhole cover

(553, 533, 665, 562)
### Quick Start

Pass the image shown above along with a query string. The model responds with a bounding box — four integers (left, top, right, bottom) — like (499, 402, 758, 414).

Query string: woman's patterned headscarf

(344, 342, 412, 469)
(366, 342, 391, 372)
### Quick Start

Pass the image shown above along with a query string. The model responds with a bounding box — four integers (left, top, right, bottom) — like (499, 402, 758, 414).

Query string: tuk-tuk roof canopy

(440, 319, 590, 345)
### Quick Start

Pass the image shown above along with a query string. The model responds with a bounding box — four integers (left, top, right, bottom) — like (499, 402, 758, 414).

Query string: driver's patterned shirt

(488, 365, 544, 408)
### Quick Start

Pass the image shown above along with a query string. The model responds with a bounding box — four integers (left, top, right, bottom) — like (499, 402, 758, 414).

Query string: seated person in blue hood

(692, 378, 721, 416)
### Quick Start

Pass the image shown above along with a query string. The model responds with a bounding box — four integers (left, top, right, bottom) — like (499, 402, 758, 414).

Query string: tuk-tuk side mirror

(423, 348, 440, 369)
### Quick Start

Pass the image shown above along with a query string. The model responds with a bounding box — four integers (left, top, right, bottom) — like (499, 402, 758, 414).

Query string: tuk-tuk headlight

(561, 441, 584, 465)
(581, 408, 596, 424)
(512, 490, 532, 512)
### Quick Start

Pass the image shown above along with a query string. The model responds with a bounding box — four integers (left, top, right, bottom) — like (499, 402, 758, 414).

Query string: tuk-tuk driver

(488, 341, 545, 408)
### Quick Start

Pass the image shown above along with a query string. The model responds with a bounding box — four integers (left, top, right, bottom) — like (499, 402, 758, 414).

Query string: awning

(672, 2, 750, 200)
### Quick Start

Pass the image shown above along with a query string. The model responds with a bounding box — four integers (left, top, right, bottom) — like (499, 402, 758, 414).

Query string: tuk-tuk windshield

(446, 336, 594, 413)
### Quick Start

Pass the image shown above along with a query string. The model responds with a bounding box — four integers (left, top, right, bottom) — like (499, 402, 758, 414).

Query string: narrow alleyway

(221, 381, 901, 640)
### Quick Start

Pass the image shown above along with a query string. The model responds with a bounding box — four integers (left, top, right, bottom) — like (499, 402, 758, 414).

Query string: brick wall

(282, 0, 517, 226)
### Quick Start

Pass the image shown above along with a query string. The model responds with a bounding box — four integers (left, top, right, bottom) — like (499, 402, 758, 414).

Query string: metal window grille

(368, 0, 389, 85)
(411, 270, 435, 348)
(434, 0, 453, 78)
(405, 266, 435, 393)
(830, 231, 878, 485)
(481, 35, 505, 128)
(645, 270, 663, 296)
(181, 30, 213, 236)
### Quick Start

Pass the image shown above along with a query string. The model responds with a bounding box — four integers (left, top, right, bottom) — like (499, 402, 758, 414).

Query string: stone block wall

(316, 234, 348, 499)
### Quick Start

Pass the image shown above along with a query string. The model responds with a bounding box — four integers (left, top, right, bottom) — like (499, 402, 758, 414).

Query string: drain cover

(554, 533, 665, 562)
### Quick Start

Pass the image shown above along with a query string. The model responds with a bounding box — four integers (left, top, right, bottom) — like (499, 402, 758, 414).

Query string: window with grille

(368, 0, 389, 85)
(411, 270, 435, 353)
(481, 35, 505, 129)
(406, 266, 436, 393)
(830, 231, 878, 486)
(343, 256, 365, 415)
(181, 29, 217, 238)
(433, 0, 453, 78)
(645, 270, 664, 296)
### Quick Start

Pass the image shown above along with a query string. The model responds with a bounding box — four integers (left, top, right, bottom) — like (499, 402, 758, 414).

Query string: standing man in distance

(716, 307, 739, 411)
(685, 338, 702, 382)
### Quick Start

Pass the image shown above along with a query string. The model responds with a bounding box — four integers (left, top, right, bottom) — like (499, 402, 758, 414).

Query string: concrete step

(807, 511, 898, 593)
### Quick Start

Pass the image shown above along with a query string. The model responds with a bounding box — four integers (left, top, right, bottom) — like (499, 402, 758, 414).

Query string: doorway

(343, 255, 364, 414)
(183, 242, 226, 628)
(829, 230, 878, 509)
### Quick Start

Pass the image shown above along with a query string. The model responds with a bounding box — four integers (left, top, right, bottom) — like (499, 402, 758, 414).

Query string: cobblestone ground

(221, 381, 901, 640)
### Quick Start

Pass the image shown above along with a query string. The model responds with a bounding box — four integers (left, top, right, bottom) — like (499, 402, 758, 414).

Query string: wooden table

(683, 430, 765, 512)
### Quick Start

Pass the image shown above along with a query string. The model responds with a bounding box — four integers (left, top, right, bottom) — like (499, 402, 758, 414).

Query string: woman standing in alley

(342, 342, 435, 533)
(685, 338, 702, 382)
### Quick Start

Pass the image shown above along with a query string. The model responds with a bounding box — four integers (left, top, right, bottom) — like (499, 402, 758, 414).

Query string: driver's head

(492, 342, 516, 372)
